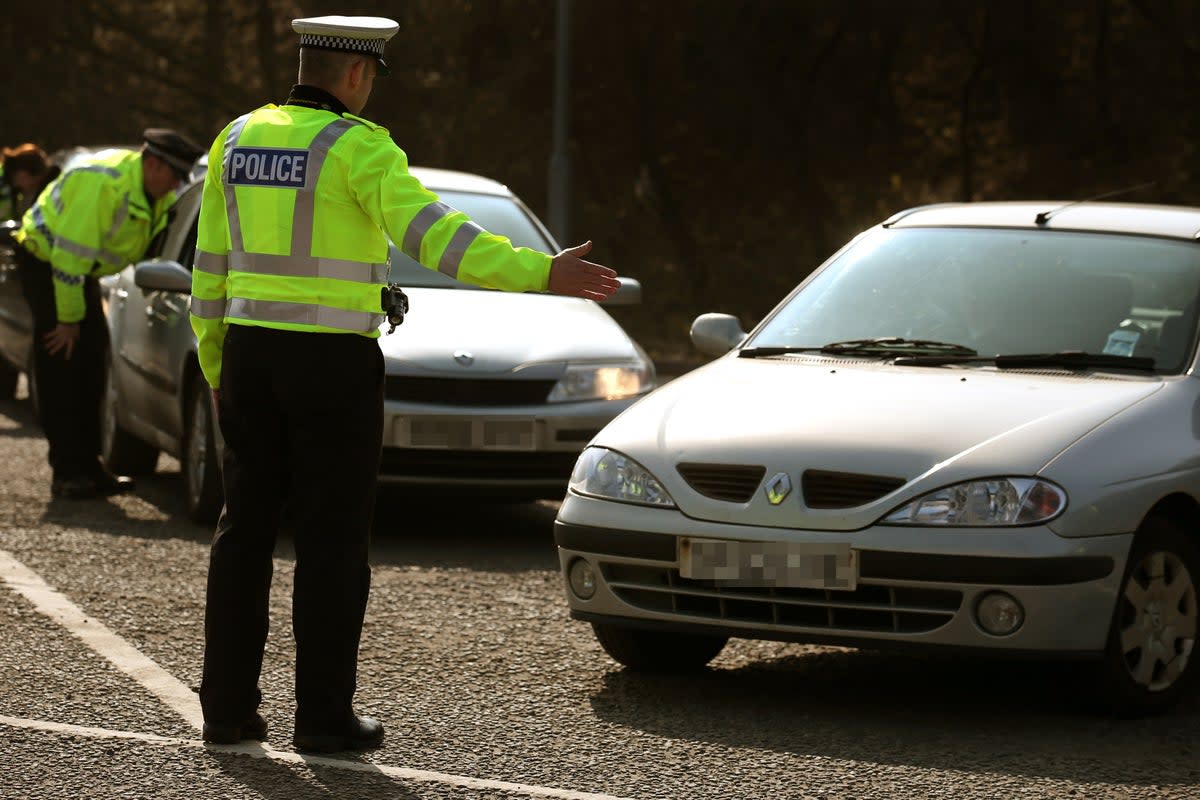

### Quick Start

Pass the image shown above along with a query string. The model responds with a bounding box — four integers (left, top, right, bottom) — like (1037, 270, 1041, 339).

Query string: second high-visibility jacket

(190, 102, 554, 389)
(15, 149, 177, 323)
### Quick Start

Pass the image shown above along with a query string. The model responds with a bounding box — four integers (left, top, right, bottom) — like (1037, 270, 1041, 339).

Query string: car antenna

(1034, 181, 1157, 225)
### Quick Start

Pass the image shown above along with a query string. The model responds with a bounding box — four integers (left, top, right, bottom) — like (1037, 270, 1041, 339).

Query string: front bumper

(378, 396, 640, 494)
(556, 494, 1133, 655)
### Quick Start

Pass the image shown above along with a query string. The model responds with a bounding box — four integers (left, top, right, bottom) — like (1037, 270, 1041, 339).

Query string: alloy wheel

(1118, 550, 1198, 692)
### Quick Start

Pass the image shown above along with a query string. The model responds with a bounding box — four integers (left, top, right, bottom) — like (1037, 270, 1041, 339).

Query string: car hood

(594, 356, 1164, 530)
(378, 288, 642, 375)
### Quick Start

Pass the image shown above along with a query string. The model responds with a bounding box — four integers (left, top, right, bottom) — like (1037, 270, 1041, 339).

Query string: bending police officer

(14, 130, 204, 498)
(190, 14, 620, 753)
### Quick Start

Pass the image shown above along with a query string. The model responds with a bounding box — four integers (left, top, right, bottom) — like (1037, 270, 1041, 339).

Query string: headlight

(569, 447, 676, 507)
(881, 477, 1066, 526)
(547, 362, 654, 402)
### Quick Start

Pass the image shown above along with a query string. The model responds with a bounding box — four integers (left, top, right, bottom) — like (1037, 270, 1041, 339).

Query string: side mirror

(599, 276, 642, 307)
(134, 260, 192, 293)
(691, 313, 746, 357)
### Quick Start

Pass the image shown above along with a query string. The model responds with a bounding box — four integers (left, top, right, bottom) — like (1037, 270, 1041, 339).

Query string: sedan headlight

(547, 362, 654, 402)
(569, 447, 676, 507)
(881, 477, 1066, 526)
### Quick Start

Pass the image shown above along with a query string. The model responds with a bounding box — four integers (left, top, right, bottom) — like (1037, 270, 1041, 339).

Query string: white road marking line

(0, 715, 635, 800)
(0, 548, 204, 729)
(0, 549, 638, 800)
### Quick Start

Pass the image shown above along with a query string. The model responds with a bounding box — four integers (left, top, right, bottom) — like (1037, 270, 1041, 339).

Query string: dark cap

(142, 128, 204, 177)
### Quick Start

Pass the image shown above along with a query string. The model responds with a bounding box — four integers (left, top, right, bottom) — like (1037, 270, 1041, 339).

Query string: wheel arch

(1142, 493, 1200, 537)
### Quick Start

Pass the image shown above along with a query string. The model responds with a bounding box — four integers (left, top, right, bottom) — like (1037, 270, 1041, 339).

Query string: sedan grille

(604, 564, 960, 634)
(385, 376, 556, 406)
(676, 463, 766, 503)
(802, 469, 906, 509)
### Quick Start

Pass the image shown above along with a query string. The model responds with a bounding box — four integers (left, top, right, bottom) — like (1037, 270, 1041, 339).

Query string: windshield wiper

(739, 338, 978, 359)
(894, 351, 1157, 371)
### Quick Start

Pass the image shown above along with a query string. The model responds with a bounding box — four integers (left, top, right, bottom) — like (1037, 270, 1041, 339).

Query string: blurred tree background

(3, 0, 1199, 368)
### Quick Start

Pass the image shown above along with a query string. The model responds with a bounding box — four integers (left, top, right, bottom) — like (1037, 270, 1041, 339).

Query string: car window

(387, 190, 555, 289)
(751, 227, 1200, 372)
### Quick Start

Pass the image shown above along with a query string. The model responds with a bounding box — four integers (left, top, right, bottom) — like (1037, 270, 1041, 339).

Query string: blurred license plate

(398, 418, 536, 450)
(679, 538, 856, 590)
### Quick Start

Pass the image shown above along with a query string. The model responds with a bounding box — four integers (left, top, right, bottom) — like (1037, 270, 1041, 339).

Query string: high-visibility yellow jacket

(189, 103, 553, 389)
(15, 149, 177, 323)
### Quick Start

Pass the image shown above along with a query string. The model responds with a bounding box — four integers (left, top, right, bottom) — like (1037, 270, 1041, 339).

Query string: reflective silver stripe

(401, 201, 454, 260)
(31, 205, 51, 238)
(50, 181, 64, 215)
(290, 119, 357, 258)
(51, 268, 84, 286)
(52, 235, 100, 261)
(194, 250, 229, 276)
(438, 221, 484, 279)
(223, 114, 252, 252)
(73, 165, 121, 179)
(189, 297, 227, 319)
(226, 297, 384, 332)
(229, 252, 387, 284)
(106, 195, 130, 239)
(98, 249, 125, 268)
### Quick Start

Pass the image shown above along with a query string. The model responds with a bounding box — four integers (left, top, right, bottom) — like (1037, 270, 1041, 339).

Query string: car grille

(802, 469, 906, 509)
(603, 564, 961, 634)
(379, 448, 578, 480)
(385, 376, 556, 406)
(676, 463, 766, 502)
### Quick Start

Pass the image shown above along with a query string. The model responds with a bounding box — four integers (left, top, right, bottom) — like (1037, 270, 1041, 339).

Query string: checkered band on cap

(299, 33, 386, 58)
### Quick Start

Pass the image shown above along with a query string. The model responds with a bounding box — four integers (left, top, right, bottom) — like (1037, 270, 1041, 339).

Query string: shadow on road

(588, 646, 1200, 787)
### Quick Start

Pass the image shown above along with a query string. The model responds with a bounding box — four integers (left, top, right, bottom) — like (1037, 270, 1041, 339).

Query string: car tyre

(591, 622, 728, 672)
(1090, 515, 1200, 717)
(100, 353, 159, 476)
(0, 357, 18, 400)
(182, 377, 222, 524)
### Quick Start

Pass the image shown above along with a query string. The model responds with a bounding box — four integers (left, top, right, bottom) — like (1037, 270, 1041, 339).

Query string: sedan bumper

(556, 493, 1133, 655)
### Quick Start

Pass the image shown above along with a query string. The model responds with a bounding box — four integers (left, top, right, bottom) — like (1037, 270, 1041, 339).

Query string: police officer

(15, 130, 204, 499)
(190, 15, 620, 752)
(1, 143, 57, 219)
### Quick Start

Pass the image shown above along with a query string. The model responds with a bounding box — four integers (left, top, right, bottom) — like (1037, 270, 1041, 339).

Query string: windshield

(750, 227, 1200, 372)
(387, 190, 554, 289)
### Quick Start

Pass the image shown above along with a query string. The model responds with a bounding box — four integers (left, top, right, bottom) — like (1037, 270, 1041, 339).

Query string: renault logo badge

(453, 350, 474, 366)
(765, 472, 792, 505)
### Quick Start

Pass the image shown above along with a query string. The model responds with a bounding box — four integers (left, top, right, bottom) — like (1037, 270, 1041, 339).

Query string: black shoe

(91, 470, 135, 495)
(202, 712, 268, 744)
(51, 476, 98, 499)
(293, 715, 384, 753)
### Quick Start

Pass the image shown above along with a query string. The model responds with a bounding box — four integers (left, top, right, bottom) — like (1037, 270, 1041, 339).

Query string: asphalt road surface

(1, 389, 1199, 799)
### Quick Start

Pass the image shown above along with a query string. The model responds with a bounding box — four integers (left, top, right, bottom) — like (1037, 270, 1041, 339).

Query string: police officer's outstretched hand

(547, 241, 621, 301)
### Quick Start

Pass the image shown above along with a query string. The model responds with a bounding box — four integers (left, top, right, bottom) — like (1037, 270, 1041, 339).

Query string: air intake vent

(676, 463, 766, 503)
(802, 470, 906, 509)
(385, 376, 555, 406)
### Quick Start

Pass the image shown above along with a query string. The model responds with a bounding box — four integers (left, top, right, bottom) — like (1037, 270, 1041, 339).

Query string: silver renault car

(558, 201, 1200, 716)
(103, 166, 653, 522)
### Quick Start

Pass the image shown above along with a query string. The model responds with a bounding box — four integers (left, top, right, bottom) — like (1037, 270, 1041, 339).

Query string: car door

(0, 234, 31, 372)
(110, 183, 203, 438)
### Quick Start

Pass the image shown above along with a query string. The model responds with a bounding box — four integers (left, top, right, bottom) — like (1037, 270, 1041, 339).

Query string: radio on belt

(381, 283, 410, 334)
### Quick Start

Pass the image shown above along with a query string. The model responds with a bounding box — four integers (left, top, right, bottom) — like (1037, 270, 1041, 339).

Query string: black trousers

(15, 246, 107, 481)
(200, 324, 384, 728)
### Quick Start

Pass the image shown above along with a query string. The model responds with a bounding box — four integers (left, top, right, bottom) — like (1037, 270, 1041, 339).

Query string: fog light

(568, 558, 597, 600)
(975, 591, 1024, 636)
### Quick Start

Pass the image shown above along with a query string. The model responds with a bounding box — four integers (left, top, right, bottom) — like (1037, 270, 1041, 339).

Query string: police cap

(292, 15, 399, 76)
(142, 128, 204, 178)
